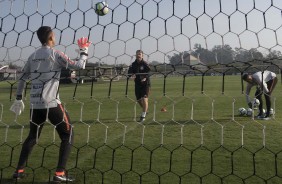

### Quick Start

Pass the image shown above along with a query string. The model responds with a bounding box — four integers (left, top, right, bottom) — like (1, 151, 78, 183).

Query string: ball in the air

(238, 107, 247, 116)
(95, 2, 109, 16)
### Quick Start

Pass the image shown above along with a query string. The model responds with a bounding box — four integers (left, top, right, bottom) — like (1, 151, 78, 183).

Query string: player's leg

(13, 109, 46, 179)
(135, 85, 145, 122)
(135, 85, 143, 107)
(137, 99, 143, 108)
(48, 104, 74, 182)
(141, 86, 150, 114)
(138, 86, 150, 122)
(142, 97, 148, 114)
(265, 78, 277, 118)
(137, 98, 146, 122)
(136, 86, 150, 112)
(264, 93, 271, 118)
(255, 88, 263, 117)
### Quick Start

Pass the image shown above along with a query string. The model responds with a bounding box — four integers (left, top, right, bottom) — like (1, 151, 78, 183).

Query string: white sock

(141, 112, 146, 117)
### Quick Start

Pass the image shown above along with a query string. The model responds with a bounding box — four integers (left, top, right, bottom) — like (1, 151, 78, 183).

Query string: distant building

(183, 54, 208, 72)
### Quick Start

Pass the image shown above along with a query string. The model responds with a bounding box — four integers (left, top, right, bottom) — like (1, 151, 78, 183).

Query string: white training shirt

(245, 70, 276, 103)
(16, 46, 87, 109)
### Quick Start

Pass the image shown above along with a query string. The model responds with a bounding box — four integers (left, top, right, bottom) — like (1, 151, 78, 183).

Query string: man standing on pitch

(10, 26, 91, 182)
(128, 50, 151, 122)
(242, 70, 277, 120)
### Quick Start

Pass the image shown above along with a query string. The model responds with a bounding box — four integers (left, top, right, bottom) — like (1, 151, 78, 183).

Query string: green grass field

(1, 75, 282, 184)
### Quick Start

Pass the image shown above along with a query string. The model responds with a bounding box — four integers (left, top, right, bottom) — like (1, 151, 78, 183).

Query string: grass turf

(1, 75, 282, 183)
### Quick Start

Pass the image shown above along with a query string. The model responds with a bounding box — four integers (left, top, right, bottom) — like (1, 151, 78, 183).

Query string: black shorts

(30, 104, 72, 135)
(135, 84, 150, 100)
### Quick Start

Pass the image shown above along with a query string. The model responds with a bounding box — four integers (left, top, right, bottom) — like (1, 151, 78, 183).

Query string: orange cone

(161, 107, 167, 112)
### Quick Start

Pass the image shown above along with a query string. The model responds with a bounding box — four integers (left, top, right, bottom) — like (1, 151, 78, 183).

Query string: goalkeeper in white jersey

(242, 70, 277, 120)
(10, 26, 91, 182)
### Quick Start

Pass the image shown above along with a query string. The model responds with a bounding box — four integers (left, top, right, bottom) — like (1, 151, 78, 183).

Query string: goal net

(1, 0, 282, 183)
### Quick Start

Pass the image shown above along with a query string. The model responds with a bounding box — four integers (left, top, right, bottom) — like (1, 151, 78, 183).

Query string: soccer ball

(252, 98, 260, 107)
(238, 107, 247, 116)
(95, 2, 109, 16)
(246, 108, 253, 116)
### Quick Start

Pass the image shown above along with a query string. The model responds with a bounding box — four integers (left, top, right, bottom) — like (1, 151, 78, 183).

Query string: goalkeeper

(128, 50, 151, 122)
(10, 26, 91, 182)
(242, 70, 277, 120)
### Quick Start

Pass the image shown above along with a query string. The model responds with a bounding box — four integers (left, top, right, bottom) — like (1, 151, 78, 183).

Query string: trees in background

(168, 44, 282, 65)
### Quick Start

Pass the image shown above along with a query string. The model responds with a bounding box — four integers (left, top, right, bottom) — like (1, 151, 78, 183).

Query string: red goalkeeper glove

(77, 37, 92, 56)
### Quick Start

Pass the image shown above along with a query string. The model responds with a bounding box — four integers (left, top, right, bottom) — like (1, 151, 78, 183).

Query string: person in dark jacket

(128, 50, 151, 122)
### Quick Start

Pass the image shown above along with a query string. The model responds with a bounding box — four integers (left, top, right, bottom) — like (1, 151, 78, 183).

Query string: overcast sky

(1, 0, 282, 66)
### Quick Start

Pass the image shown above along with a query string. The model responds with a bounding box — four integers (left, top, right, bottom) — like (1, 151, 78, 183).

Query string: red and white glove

(77, 37, 92, 55)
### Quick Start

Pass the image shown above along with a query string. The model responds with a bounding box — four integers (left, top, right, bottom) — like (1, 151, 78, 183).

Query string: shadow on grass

(0, 178, 52, 184)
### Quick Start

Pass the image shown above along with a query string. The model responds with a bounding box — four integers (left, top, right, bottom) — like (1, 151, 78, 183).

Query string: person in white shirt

(10, 26, 91, 182)
(242, 70, 277, 119)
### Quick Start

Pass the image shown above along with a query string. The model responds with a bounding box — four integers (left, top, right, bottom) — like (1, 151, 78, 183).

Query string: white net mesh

(1, 0, 282, 183)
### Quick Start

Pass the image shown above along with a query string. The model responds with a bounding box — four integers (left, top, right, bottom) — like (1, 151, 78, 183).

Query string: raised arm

(55, 37, 91, 70)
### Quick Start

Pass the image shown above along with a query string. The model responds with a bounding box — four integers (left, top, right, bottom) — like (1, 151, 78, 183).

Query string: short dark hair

(136, 50, 143, 54)
(242, 73, 249, 81)
(37, 26, 52, 45)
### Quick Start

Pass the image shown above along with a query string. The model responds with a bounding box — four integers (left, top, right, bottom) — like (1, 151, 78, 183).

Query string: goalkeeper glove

(77, 37, 91, 56)
(10, 99, 25, 116)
